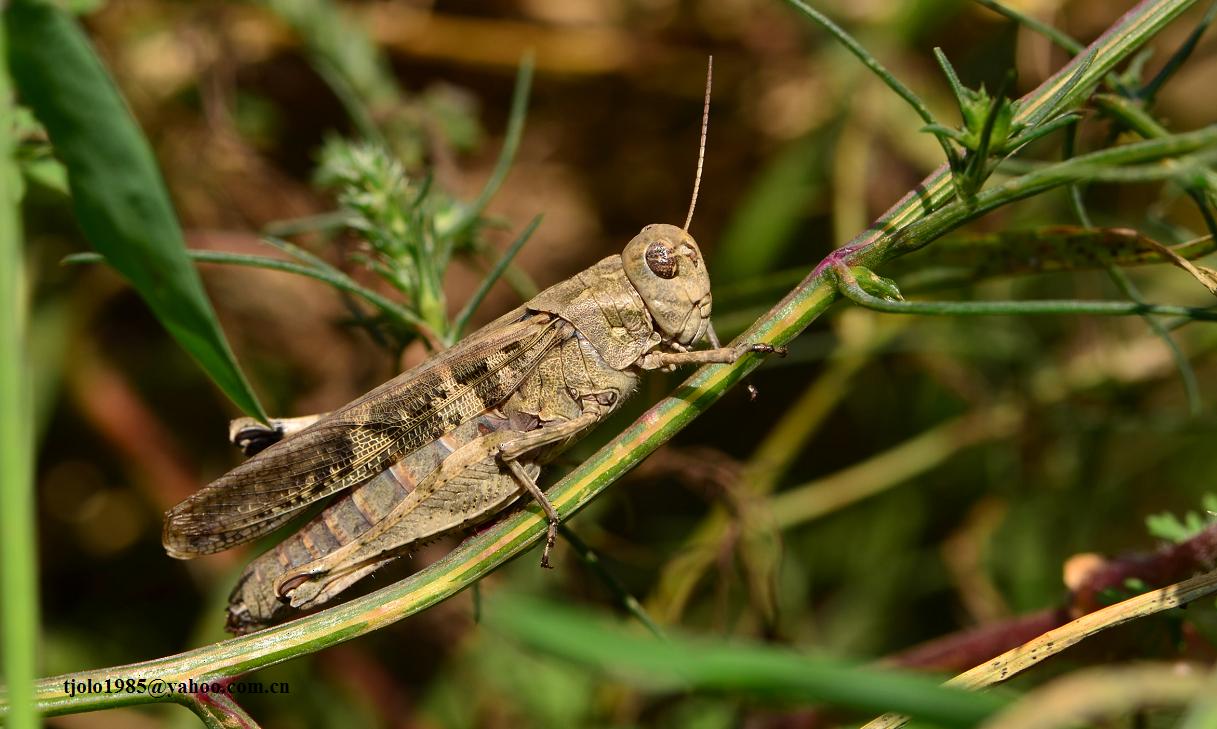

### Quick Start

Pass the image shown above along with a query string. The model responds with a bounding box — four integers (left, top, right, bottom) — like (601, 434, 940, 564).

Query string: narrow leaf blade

(6, 0, 266, 421)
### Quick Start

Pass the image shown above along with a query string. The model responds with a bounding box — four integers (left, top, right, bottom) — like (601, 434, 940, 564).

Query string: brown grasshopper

(162, 59, 784, 633)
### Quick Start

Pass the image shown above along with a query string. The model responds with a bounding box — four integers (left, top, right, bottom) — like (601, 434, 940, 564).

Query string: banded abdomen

(225, 411, 536, 633)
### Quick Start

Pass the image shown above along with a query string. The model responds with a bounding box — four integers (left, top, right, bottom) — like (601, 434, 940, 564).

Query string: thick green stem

(0, 9, 38, 729)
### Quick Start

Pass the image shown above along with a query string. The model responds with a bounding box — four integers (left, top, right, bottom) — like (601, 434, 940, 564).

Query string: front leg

(505, 460, 562, 568)
(638, 342, 785, 370)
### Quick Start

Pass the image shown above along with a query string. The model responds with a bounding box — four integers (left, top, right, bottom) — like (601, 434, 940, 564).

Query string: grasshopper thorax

(623, 223, 712, 349)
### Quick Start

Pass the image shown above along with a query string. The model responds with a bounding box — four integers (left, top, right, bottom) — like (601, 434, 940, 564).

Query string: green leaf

(6, 0, 267, 421)
(1146, 494, 1217, 543)
(483, 592, 1008, 727)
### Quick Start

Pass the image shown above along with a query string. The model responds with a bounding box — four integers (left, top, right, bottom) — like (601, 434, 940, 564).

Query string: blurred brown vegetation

(26, 0, 1217, 727)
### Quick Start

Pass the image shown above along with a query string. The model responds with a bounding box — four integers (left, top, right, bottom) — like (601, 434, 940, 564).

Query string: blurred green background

(18, 0, 1217, 727)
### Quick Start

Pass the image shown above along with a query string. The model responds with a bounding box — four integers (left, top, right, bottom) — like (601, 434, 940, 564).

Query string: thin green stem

(840, 0, 1200, 264)
(1139, 0, 1217, 102)
(184, 692, 261, 729)
(453, 214, 542, 340)
(64, 248, 428, 333)
(889, 125, 1217, 256)
(836, 264, 1217, 320)
(556, 525, 666, 640)
(1109, 267, 1202, 413)
(971, 0, 1086, 54)
(0, 13, 37, 729)
(313, 62, 387, 147)
(1094, 93, 1217, 241)
(1062, 121, 1203, 414)
(1062, 122, 1093, 226)
(259, 0, 400, 149)
(262, 210, 353, 238)
(257, 236, 435, 339)
(932, 48, 967, 104)
(783, 0, 934, 125)
(770, 406, 1020, 530)
(446, 55, 533, 238)
(472, 238, 539, 300)
(784, 0, 963, 174)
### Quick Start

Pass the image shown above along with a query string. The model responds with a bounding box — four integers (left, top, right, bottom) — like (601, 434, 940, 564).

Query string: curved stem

(184, 692, 261, 729)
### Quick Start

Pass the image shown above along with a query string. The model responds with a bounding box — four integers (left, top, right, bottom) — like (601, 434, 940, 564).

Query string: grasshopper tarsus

(506, 458, 564, 568)
(748, 343, 786, 357)
(541, 522, 559, 569)
(746, 382, 760, 401)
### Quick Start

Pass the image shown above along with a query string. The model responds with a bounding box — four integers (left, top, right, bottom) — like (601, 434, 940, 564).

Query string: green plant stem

(262, 210, 354, 237)
(260, 0, 399, 149)
(1063, 119, 1204, 414)
(446, 55, 533, 238)
(184, 692, 261, 729)
(769, 405, 1022, 529)
(453, 214, 541, 340)
(837, 265, 1217, 320)
(556, 524, 665, 640)
(782, 0, 962, 174)
(63, 249, 428, 334)
(884, 125, 1217, 258)
(971, 0, 1086, 54)
(1094, 93, 1217, 240)
(962, 69, 1016, 194)
(770, 315, 1217, 532)
(0, 0, 1200, 720)
(846, 0, 1198, 240)
(0, 12, 37, 729)
(472, 238, 539, 300)
(1109, 266, 1202, 412)
(648, 322, 889, 623)
(1138, 0, 1217, 102)
(782, 0, 933, 124)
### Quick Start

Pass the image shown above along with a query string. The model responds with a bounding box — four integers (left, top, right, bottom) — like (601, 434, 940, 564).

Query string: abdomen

(225, 411, 532, 633)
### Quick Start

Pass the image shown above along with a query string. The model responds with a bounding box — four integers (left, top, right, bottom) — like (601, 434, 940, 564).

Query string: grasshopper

(162, 59, 784, 633)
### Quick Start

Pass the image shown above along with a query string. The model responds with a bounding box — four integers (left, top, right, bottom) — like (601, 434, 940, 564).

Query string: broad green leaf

(6, 0, 267, 421)
(483, 592, 1008, 727)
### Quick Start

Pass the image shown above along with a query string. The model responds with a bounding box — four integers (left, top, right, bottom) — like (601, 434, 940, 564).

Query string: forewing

(163, 313, 563, 557)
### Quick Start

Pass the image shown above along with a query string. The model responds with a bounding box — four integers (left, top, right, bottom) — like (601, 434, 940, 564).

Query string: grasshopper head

(623, 223, 713, 348)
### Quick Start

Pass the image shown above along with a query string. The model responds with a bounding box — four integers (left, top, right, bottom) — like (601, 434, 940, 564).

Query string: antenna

(683, 56, 712, 234)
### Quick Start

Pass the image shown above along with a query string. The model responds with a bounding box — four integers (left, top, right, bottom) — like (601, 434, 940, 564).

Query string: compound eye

(645, 241, 678, 279)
